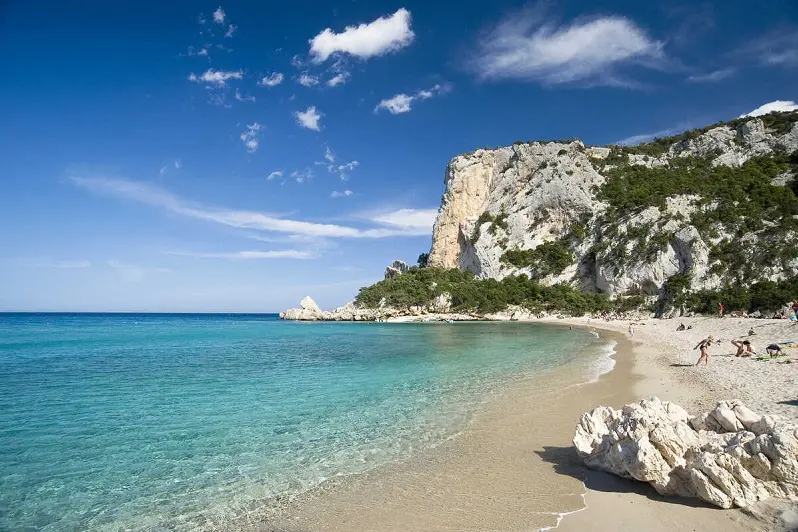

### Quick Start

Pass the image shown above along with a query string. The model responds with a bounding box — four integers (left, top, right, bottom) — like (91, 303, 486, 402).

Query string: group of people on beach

(693, 335, 785, 365)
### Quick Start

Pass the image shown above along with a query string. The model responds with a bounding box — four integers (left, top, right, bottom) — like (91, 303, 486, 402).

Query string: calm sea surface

(0, 313, 610, 531)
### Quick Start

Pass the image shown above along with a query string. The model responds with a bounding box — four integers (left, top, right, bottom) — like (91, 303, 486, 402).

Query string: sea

(0, 313, 613, 531)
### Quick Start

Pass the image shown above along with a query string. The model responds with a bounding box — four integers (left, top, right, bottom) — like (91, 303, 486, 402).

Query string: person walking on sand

(628, 323, 635, 337)
(694, 336, 714, 366)
(718, 302, 724, 317)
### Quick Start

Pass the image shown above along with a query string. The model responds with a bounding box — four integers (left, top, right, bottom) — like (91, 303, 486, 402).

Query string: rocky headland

(282, 111, 798, 321)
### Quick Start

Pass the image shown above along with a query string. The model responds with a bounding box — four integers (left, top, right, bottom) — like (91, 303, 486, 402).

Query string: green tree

(417, 252, 429, 268)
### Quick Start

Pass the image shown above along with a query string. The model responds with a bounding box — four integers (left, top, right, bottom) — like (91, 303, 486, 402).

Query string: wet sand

(239, 325, 764, 531)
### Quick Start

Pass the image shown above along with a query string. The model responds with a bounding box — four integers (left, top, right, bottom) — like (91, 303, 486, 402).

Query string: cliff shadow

(535, 446, 716, 509)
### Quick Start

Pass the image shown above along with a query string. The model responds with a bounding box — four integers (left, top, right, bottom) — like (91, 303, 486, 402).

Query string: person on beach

(694, 336, 714, 366)
(731, 339, 755, 357)
(718, 303, 724, 317)
(766, 344, 783, 357)
(628, 324, 634, 337)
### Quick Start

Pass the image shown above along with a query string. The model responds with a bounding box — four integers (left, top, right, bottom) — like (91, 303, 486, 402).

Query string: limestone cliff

(428, 112, 798, 302)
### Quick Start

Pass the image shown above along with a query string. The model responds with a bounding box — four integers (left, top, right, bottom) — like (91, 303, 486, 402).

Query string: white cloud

(169, 250, 314, 260)
(225, 24, 237, 38)
(69, 176, 433, 238)
(369, 208, 438, 232)
(294, 106, 322, 131)
(317, 146, 358, 180)
(188, 68, 243, 87)
(327, 72, 350, 87)
(213, 6, 225, 24)
(174, 159, 182, 169)
(267, 170, 283, 181)
(331, 190, 354, 198)
(187, 46, 210, 57)
(375, 83, 450, 114)
(240, 123, 261, 152)
(614, 128, 680, 146)
(235, 89, 256, 102)
(159, 165, 169, 176)
(740, 100, 798, 118)
(309, 8, 414, 63)
(106, 259, 171, 283)
(470, 7, 665, 86)
(740, 31, 798, 67)
(297, 73, 320, 87)
(258, 72, 284, 87)
(290, 168, 313, 183)
(686, 68, 735, 83)
(291, 54, 306, 69)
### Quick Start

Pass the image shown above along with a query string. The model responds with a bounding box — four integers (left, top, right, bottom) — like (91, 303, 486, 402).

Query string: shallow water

(0, 313, 608, 531)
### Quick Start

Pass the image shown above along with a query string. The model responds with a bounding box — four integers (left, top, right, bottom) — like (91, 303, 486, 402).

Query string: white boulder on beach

(573, 397, 798, 509)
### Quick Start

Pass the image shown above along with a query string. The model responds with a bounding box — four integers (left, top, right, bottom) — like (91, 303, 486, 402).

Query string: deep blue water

(0, 313, 608, 531)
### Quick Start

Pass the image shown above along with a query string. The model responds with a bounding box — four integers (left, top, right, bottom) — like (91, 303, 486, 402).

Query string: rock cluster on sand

(573, 397, 798, 509)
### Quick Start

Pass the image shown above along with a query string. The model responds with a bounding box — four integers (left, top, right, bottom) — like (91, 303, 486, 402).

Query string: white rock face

(573, 398, 798, 509)
(428, 115, 798, 299)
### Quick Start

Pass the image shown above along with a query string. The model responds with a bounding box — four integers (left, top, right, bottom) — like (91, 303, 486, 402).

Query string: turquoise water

(0, 313, 609, 531)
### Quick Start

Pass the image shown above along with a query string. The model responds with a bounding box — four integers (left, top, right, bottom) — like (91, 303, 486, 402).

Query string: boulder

(300, 296, 321, 313)
(384, 260, 409, 279)
(573, 398, 798, 509)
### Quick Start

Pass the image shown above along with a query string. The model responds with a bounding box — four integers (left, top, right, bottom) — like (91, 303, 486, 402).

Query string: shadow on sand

(777, 399, 798, 407)
(535, 446, 717, 509)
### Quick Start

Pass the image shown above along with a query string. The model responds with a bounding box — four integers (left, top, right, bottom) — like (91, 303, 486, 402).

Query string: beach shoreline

(249, 315, 798, 531)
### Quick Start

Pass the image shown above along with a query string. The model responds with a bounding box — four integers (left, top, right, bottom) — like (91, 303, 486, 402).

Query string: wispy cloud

(309, 8, 414, 63)
(290, 168, 313, 183)
(106, 259, 171, 283)
(614, 127, 681, 146)
(686, 68, 735, 83)
(258, 72, 284, 87)
(69, 176, 433, 238)
(235, 89, 256, 102)
(213, 6, 225, 24)
(740, 100, 798, 118)
(739, 29, 798, 67)
(317, 146, 359, 180)
(375, 83, 451, 114)
(225, 24, 237, 38)
(294, 106, 323, 131)
(331, 190, 354, 198)
(240, 123, 261, 152)
(169, 250, 314, 260)
(470, 6, 665, 86)
(188, 69, 243, 87)
(327, 72, 350, 87)
(368, 208, 438, 232)
(297, 73, 320, 87)
(187, 45, 210, 57)
(267, 170, 283, 181)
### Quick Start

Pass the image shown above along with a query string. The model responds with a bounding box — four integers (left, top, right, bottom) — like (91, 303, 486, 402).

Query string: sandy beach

(250, 316, 798, 531)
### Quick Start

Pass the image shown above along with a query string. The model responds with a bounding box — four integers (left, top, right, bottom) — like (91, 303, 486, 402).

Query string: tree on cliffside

(417, 253, 429, 268)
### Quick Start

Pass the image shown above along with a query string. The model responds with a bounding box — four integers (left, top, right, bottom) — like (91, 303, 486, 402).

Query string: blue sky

(1, 0, 797, 312)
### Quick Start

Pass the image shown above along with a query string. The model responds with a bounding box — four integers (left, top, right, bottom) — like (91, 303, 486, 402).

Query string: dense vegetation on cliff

(355, 267, 643, 315)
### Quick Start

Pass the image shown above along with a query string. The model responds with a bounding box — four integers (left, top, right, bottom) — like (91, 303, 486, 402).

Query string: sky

(1, 0, 797, 312)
